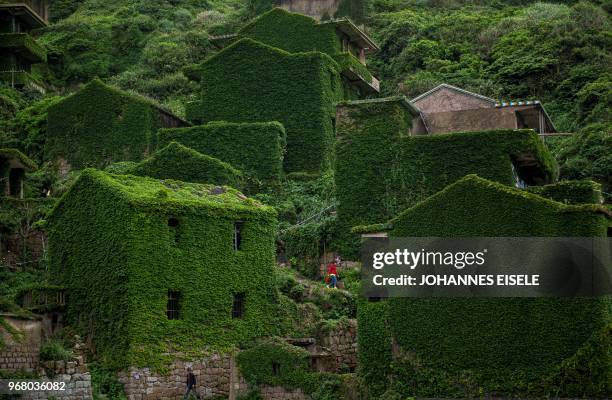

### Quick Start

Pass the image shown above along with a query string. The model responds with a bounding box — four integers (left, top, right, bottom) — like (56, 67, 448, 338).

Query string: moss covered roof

(354, 174, 610, 233)
(58, 79, 187, 124)
(52, 169, 274, 217)
(0, 148, 38, 171)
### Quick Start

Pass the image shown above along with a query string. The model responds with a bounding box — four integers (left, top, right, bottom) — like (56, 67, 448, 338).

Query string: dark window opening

(167, 291, 181, 320)
(233, 221, 244, 251)
(168, 216, 180, 242)
(272, 361, 281, 376)
(607, 226, 611, 237)
(8, 168, 24, 197)
(331, 117, 336, 133)
(232, 292, 245, 319)
(368, 297, 383, 302)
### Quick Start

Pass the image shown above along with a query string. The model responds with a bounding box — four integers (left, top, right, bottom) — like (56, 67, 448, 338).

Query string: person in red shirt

(326, 257, 340, 288)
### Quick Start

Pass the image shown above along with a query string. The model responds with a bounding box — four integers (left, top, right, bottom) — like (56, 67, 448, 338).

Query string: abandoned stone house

(235, 8, 379, 93)
(0, 0, 49, 92)
(46, 169, 278, 371)
(0, 148, 36, 199)
(45, 79, 190, 171)
(410, 83, 556, 135)
(189, 8, 379, 173)
(357, 174, 610, 395)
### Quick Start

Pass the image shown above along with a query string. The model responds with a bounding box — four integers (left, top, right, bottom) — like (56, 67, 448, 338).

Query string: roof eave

(0, 3, 47, 27)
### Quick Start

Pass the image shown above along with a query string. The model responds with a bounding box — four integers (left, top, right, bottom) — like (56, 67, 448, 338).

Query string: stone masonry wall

(260, 384, 309, 400)
(319, 318, 357, 372)
(0, 314, 42, 371)
(23, 356, 92, 400)
(118, 352, 248, 400)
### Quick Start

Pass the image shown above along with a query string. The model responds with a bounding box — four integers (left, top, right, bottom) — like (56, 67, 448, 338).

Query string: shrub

(39, 340, 72, 361)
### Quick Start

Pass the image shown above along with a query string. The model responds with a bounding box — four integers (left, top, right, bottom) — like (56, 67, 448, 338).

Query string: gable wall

(414, 86, 494, 113)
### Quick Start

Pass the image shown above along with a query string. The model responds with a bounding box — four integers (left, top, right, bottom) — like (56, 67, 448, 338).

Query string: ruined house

(46, 79, 189, 171)
(0, 0, 49, 92)
(334, 96, 558, 255)
(356, 174, 610, 396)
(190, 8, 379, 173)
(0, 148, 36, 199)
(411, 83, 556, 135)
(46, 169, 278, 370)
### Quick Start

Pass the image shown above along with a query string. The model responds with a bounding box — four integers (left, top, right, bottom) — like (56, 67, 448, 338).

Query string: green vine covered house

(46, 79, 189, 171)
(46, 169, 278, 368)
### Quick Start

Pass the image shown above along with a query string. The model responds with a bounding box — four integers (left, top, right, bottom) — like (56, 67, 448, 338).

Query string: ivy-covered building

(334, 96, 558, 255)
(356, 175, 611, 397)
(0, 0, 49, 92)
(0, 148, 37, 199)
(158, 121, 286, 189)
(188, 8, 379, 173)
(46, 79, 189, 171)
(236, 8, 379, 93)
(186, 38, 343, 173)
(127, 141, 244, 189)
(46, 169, 278, 368)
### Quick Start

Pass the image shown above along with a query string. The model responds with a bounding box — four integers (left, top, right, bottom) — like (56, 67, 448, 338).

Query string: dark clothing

(183, 372, 199, 399)
(186, 372, 196, 387)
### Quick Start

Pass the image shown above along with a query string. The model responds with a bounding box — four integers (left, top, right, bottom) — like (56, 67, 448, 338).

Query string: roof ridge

(411, 83, 496, 104)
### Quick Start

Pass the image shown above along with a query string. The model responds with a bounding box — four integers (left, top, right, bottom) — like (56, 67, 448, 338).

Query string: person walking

(326, 257, 340, 289)
(183, 367, 200, 399)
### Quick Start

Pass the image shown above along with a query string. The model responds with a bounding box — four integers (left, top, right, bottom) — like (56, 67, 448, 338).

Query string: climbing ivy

(128, 141, 244, 189)
(356, 175, 611, 398)
(334, 97, 558, 257)
(46, 79, 177, 169)
(185, 38, 344, 173)
(46, 169, 278, 369)
(159, 121, 285, 191)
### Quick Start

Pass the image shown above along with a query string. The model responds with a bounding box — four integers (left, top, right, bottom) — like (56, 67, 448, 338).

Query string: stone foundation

(0, 313, 42, 371)
(319, 319, 357, 372)
(118, 352, 248, 400)
(24, 356, 92, 400)
(260, 384, 309, 400)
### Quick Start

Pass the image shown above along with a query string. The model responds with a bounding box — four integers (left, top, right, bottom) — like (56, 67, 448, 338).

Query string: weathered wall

(425, 107, 517, 133)
(260, 385, 309, 399)
(277, 0, 342, 20)
(26, 357, 92, 400)
(413, 86, 494, 113)
(0, 314, 41, 371)
(319, 319, 358, 373)
(118, 353, 247, 400)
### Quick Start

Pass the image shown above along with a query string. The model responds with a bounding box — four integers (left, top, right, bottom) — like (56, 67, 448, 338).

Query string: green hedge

(526, 179, 603, 205)
(0, 33, 47, 62)
(334, 97, 559, 257)
(47, 169, 278, 369)
(128, 141, 243, 189)
(237, 8, 341, 56)
(46, 79, 169, 169)
(159, 121, 285, 190)
(185, 38, 344, 173)
(357, 175, 611, 397)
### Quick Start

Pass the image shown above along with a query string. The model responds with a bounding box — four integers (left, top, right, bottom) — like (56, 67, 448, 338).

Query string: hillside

(0, 0, 610, 398)
(1, 0, 610, 197)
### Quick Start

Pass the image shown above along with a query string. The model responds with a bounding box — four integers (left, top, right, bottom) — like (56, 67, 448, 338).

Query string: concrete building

(411, 83, 556, 135)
